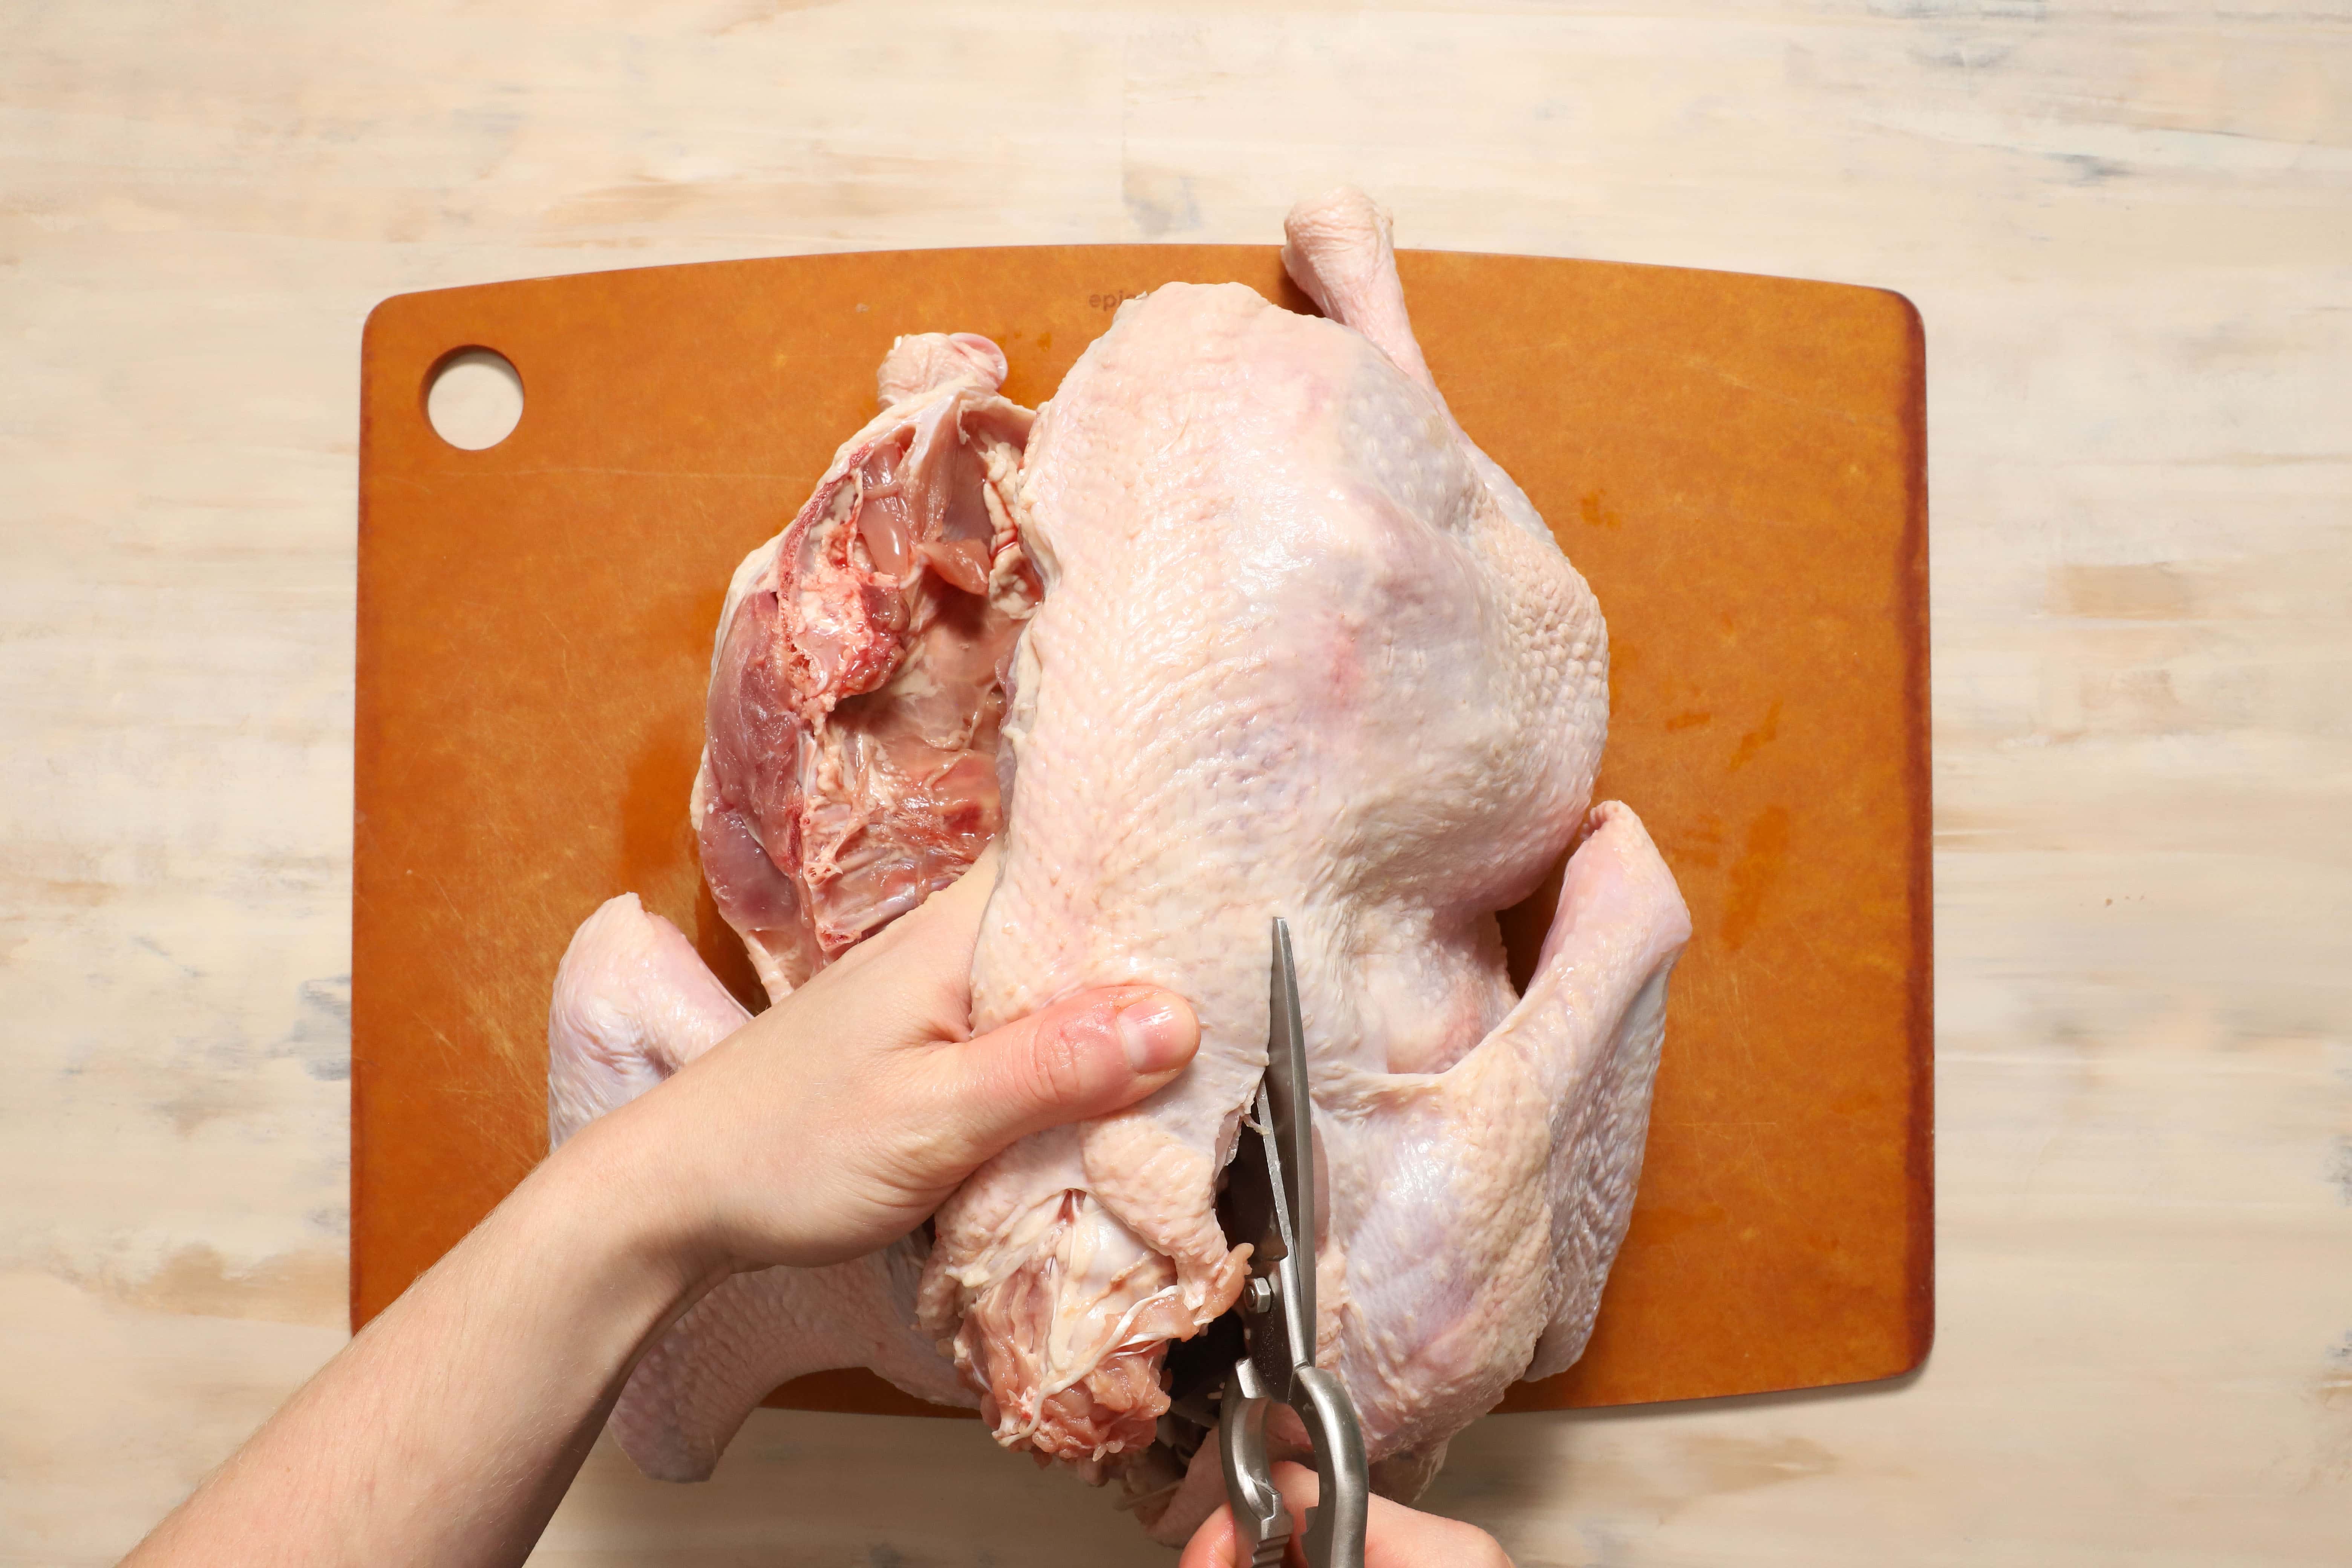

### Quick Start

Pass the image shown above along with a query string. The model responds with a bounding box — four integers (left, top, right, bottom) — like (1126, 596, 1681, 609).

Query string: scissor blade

(1266, 917, 1316, 1359)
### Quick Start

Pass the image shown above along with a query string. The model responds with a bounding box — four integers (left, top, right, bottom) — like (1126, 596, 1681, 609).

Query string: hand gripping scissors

(1218, 918, 1370, 1568)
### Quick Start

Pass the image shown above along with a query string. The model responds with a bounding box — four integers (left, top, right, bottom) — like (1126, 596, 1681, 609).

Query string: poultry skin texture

(546, 189, 1690, 1544)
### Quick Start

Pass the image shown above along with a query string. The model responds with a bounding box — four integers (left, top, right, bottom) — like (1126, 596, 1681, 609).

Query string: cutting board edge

(346, 242, 1937, 1420)
(355, 243, 1925, 334)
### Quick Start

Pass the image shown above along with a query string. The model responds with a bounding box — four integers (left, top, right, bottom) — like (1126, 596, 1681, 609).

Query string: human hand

(1178, 1461, 1513, 1568)
(575, 850, 1200, 1277)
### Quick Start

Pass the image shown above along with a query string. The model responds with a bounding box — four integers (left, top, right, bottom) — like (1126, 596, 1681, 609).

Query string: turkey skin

(547, 188, 1689, 1542)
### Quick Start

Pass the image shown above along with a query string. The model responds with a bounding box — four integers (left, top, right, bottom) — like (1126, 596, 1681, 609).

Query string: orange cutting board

(354, 245, 1930, 1419)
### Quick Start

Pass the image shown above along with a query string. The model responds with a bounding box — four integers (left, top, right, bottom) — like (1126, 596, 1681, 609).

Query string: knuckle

(1027, 1020, 1095, 1109)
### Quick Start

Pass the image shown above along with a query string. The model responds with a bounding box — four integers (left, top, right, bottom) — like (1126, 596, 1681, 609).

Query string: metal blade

(1266, 917, 1316, 1370)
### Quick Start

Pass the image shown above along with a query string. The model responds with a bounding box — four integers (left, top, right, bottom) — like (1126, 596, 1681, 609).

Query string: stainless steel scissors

(1218, 917, 1369, 1568)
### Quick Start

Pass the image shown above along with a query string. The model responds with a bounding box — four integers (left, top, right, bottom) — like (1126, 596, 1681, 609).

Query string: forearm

(126, 1116, 714, 1568)
(116, 859, 1200, 1566)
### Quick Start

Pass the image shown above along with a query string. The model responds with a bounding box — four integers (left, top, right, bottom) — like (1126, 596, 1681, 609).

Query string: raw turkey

(548, 189, 1690, 1542)
(549, 328, 1032, 1476)
(690, 328, 1037, 1000)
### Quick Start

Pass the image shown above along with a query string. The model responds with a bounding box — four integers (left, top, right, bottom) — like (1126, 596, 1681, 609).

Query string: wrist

(531, 1107, 734, 1322)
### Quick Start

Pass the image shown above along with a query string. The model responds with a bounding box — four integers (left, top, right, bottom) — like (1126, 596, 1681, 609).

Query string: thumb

(1176, 1507, 1239, 1568)
(917, 986, 1199, 1174)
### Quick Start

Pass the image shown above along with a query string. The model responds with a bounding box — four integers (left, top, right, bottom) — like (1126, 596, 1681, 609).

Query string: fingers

(910, 985, 1200, 1177)
(1174, 1509, 1232, 1568)
(815, 845, 1001, 1033)
(1362, 1488, 1513, 1568)
(608, 845, 1205, 1274)
(1180, 1463, 1514, 1568)
(903, 840, 1001, 946)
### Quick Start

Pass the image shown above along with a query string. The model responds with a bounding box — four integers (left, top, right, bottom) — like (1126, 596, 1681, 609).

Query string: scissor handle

(1290, 1366, 1368, 1568)
(1220, 1359, 1369, 1568)
(1220, 1359, 1292, 1567)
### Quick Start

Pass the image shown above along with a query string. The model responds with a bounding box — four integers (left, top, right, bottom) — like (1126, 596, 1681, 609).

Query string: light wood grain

(4, 2, 2348, 1562)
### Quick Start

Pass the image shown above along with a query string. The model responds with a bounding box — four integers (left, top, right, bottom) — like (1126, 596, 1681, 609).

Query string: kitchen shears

(1217, 917, 1369, 1568)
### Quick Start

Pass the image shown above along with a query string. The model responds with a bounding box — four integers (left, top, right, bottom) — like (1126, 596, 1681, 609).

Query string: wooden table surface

(5, 3, 2347, 1563)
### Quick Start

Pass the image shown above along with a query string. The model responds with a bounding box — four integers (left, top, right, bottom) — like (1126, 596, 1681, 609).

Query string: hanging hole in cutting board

(425, 348, 524, 450)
